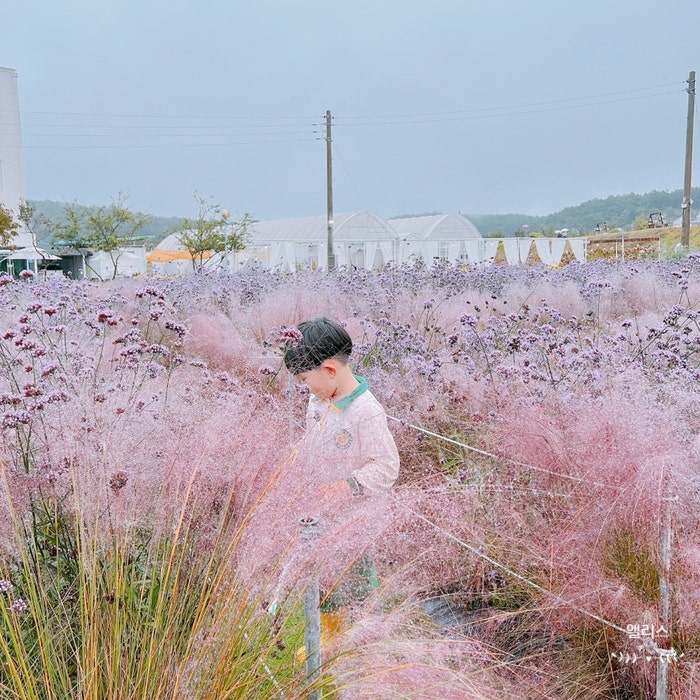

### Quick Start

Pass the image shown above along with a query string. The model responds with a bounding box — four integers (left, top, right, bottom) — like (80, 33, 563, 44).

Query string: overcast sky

(2, 0, 699, 221)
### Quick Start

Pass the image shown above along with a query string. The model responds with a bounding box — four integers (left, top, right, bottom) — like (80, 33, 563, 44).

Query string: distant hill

(29, 187, 700, 245)
(467, 188, 700, 237)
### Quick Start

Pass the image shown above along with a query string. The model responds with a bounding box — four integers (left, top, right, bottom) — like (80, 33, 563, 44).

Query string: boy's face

(294, 361, 337, 401)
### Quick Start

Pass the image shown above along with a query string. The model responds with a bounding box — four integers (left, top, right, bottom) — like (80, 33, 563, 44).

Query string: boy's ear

(320, 360, 338, 376)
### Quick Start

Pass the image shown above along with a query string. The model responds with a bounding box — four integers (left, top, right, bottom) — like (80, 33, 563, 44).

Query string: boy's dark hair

(284, 317, 353, 375)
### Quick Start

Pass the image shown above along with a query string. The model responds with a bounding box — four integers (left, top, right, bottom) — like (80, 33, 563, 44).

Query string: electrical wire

(340, 81, 685, 120)
(335, 89, 683, 127)
(403, 503, 629, 635)
(332, 144, 366, 211)
(8, 81, 685, 147)
(387, 415, 619, 489)
(21, 136, 319, 150)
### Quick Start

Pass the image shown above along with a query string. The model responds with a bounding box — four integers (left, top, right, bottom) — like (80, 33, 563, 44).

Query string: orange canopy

(146, 249, 213, 263)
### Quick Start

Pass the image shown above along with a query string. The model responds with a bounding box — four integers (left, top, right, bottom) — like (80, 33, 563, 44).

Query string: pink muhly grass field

(0, 259, 698, 698)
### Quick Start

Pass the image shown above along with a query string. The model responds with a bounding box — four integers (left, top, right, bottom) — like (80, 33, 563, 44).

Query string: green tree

(53, 193, 150, 280)
(631, 215, 649, 231)
(52, 201, 91, 249)
(175, 192, 252, 273)
(0, 203, 20, 248)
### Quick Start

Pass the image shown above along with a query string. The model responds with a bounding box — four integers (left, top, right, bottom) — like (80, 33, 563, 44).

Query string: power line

(339, 81, 684, 120)
(336, 89, 683, 127)
(7, 110, 322, 121)
(17, 126, 318, 134)
(4, 81, 684, 133)
(332, 143, 366, 211)
(19, 130, 314, 139)
(21, 136, 319, 150)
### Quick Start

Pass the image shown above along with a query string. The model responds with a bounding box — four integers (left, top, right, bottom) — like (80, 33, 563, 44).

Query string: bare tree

(175, 192, 252, 273)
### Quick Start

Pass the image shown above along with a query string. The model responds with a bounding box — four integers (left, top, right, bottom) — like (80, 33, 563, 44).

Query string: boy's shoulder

(343, 387, 388, 417)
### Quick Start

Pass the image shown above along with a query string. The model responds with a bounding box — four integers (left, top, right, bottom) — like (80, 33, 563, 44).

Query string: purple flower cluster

(278, 325, 303, 348)
(10, 599, 28, 614)
(0, 276, 198, 471)
(0, 579, 26, 614)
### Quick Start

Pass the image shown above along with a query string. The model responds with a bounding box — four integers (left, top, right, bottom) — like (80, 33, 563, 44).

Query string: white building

(0, 66, 31, 248)
(147, 211, 589, 274)
(245, 211, 400, 271)
(86, 247, 148, 279)
(387, 213, 483, 264)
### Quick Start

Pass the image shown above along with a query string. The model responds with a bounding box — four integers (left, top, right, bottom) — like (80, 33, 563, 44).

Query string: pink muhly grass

(503, 279, 591, 320)
(234, 445, 397, 600)
(2, 266, 700, 696)
(328, 599, 520, 699)
(480, 373, 698, 683)
(239, 283, 358, 344)
(184, 312, 254, 371)
(611, 267, 688, 317)
(376, 485, 484, 595)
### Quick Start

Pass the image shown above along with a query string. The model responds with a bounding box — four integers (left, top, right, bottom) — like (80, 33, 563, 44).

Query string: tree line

(468, 187, 700, 236)
(0, 193, 252, 280)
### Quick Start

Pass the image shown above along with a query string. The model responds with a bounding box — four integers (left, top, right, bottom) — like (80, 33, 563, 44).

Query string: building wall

(0, 66, 30, 247)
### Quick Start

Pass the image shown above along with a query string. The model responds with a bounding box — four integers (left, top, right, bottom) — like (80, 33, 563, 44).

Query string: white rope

(419, 482, 574, 500)
(388, 415, 618, 489)
(406, 505, 628, 634)
(388, 416, 629, 632)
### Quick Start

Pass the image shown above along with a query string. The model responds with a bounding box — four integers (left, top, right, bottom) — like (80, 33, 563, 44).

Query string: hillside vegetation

(28, 187, 700, 246)
(468, 187, 700, 236)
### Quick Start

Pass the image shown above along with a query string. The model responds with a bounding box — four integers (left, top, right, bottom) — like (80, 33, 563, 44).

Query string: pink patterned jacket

(299, 375, 400, 495)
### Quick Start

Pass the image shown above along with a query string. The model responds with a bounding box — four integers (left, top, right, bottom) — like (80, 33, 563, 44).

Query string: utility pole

(299, 517, 322, 700)
(656, 493, 677, 700)
(681, 70, 695, 248)
(325, 110, 336, 271)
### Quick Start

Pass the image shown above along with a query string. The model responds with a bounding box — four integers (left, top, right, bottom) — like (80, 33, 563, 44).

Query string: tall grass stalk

(0, 460, 308, 700)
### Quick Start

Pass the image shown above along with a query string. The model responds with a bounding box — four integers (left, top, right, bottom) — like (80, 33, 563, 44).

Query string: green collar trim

(333, 374, 368, 411)
(311, 374, 368, 411)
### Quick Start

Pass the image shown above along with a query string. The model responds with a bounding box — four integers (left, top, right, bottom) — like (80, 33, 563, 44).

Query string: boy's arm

(350, 409, 400, 494)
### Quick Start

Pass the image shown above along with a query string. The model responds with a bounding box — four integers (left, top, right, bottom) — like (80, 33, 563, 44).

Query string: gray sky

(2, 0, 699, 221)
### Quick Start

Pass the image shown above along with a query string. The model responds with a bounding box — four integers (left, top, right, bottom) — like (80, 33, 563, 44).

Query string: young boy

(284, 317, 400, 508)
(280, 318, 400, 663)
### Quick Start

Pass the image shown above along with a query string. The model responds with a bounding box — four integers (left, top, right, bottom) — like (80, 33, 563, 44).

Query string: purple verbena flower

(279, 326, 303, 347)
(10, 599, 28, 613)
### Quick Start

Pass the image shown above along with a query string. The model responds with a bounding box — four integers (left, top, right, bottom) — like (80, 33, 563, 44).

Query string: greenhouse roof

(247, 211, 398, 243)
(387, 214, 482, 240)
(152, 232, 188, 252)
(151, 212, 483, 256)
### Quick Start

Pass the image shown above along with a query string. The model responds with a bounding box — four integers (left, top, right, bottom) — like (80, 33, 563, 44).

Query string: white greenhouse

(244, 211, 400, 271)
(387, 214, 483, 265)
(146, 211, 587, 276)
